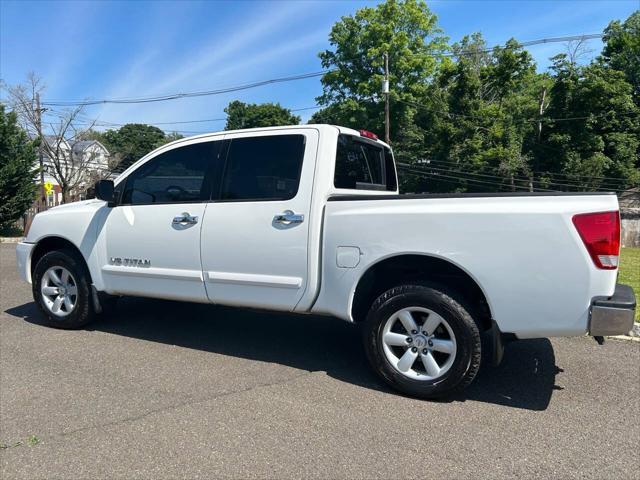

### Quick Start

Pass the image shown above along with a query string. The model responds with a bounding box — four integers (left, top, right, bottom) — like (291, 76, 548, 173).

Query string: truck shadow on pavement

(7, 297, 561, 411)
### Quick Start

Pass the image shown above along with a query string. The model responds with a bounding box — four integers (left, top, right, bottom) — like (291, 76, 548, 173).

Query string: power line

(41, 71, 330, 107)
(398, 164, 553, 191)
(22, 103, 636, 190)
(400, 168, 529, 192)
(86, 106, 321, 129)
(398, 165, 621, 194)
(421, 158, 631, 184)
(421, 158, 617, 184)
(398, 165, 535, 191)
(441, 33, 603, 57)
(397, 97, 639, 124)
(38, 34, 605, 108)
(403, 161, 627, 192)
(400, 168, 513, 191)
(404, 163, 558, 189)
(34, 107, 321, 137)
(519, 34, 603, 47)
(400, 163, 627, 193)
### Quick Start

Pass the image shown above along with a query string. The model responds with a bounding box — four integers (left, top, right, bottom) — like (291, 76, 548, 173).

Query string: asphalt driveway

(1, 243, 638, 479)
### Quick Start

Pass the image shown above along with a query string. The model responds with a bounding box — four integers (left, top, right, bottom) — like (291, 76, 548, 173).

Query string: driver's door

(98, 138, 223, 302)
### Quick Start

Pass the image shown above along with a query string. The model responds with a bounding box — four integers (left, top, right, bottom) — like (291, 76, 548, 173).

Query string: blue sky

(1, 0, 638, 135)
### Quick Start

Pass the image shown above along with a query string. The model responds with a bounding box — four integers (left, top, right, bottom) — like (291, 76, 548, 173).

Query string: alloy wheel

(381, 306, 457, 381)
(40, 266, 78, 317)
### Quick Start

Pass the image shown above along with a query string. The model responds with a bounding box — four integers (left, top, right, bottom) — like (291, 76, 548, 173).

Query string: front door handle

(172, 212, 198, 225)
(274, 210, 304, 225)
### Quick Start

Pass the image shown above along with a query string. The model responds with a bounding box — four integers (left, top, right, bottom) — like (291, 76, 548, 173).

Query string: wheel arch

(350, 253, 493, 331)
(30, 236, 93, 283)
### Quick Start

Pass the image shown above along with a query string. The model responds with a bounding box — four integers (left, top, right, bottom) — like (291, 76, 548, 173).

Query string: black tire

(363, 283, 481, 399)
(32, 249, 95, 329)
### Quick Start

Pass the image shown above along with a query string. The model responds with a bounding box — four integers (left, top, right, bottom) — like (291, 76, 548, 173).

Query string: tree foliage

(414, 35, 543, 192)
(315, 2, 639, 193)
(315, 0, 447, 157)
(224, 101, 300, 130)
(94, 124, 182, 172)
(539, 56, 640, 189)
(0, 104, 37, 229)
(600, 11, 640, 106)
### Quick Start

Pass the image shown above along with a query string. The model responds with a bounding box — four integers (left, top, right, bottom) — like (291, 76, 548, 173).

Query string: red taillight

(359, 129, 378, 140)
(572, 211, 620, 269)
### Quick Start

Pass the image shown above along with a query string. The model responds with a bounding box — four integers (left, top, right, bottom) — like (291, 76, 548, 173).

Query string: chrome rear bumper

(589, 284, 636, 336)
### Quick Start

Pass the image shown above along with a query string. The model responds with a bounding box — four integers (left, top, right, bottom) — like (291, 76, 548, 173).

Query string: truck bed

(312, 192, 619, 338)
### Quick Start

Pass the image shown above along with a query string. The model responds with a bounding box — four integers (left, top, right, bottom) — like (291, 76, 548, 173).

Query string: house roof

(42, 135, 70, 150)
(36, 135, 110, 154)
(71, 140, 110, 155)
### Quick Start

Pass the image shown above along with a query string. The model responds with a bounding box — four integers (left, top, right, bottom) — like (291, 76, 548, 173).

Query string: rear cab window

(334, 134, 397, 191)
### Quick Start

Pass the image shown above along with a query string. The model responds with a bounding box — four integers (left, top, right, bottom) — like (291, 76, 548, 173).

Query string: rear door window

(218, 134, 306, 201)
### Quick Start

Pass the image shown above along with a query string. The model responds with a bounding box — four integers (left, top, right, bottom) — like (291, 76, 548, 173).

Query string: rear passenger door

(200, 129, 319, 311)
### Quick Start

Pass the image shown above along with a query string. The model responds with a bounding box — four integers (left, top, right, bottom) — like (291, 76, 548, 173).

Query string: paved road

(1, 244, 638, 479)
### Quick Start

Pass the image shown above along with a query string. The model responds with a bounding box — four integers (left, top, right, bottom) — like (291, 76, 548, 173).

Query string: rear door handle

(172, 212, 198, 225)
(274, 210, 304, 225)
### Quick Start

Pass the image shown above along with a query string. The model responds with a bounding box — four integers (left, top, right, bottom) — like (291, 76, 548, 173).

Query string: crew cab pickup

(16, 125, 636, 398)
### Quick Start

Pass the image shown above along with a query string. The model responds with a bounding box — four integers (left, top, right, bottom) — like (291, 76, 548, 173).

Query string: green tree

(537, 55, 640, 190)
(0, 104, 37, 230)
(418, 35, 542, 192)
(316, 0, 447, 150)
(309, 99, 370, 128)
(98, 124, 167, 172)
(600, 11, 640, 106)
(314, 5, 639, 194)
(224, 101, 300, 130)
(163, 131, 184, 143)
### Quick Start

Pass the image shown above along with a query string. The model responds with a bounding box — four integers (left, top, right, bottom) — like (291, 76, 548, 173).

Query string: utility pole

(383, 52, 390, 144)
(35, 93, 47, 211)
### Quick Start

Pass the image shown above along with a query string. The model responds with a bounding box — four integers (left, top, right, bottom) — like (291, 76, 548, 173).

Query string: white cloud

(94, 1, 314, 124)
(91, 26, 328, 132)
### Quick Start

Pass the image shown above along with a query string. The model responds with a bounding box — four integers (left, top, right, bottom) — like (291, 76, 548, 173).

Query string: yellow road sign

(44, 182, 54, 195)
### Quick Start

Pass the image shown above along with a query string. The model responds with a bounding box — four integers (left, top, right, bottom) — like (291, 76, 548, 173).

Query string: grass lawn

(619, 247, 640, 321)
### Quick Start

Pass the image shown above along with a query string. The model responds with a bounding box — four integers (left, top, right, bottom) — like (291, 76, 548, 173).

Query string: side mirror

(95, 179, 115, 207)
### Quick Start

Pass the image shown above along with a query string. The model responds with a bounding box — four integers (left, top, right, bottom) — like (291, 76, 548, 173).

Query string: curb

(0, 237, 24, 244)
(608, 335, 640, 342)
(608, 322, 640, 342)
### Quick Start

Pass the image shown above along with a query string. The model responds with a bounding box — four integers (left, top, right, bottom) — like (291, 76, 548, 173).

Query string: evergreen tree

(0, 104, 37, 230)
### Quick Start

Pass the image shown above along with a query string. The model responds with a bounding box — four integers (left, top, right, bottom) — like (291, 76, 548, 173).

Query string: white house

(39, 137, 110, 205)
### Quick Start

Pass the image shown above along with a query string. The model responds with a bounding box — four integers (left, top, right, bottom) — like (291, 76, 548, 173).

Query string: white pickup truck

(16, 125, 636, 398)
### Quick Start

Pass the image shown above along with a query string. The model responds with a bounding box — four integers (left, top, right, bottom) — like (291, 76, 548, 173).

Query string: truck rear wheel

(32, 249, 95, 329)
(363, 284, 481, 399)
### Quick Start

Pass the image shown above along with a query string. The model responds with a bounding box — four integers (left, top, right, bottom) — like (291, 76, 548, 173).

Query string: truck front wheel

(363, 284, 481, 399)
(32, 249, 95, 329)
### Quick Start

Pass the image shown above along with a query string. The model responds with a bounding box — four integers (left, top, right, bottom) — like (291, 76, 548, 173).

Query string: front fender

(25, 201, 108, 290)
